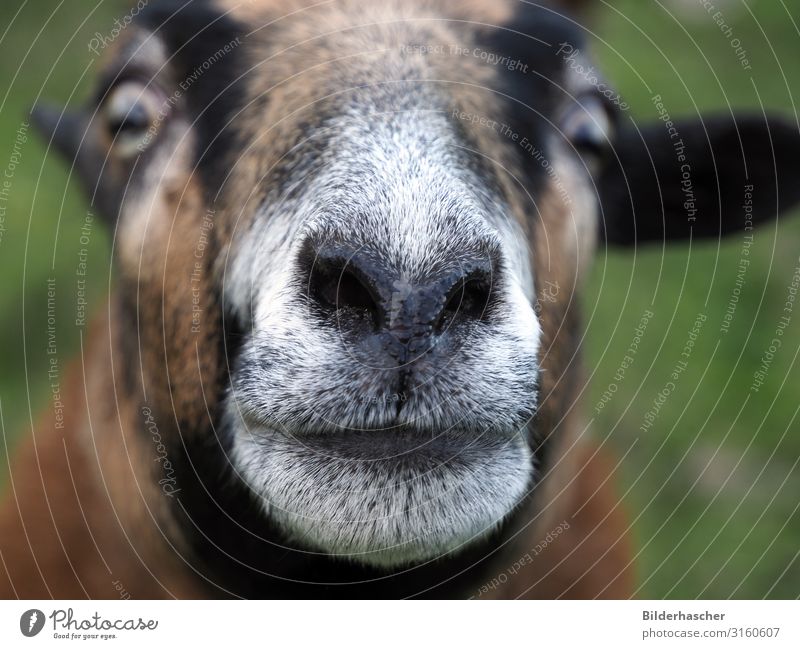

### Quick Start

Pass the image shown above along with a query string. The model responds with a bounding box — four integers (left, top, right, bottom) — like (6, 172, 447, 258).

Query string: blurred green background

(0, 0, 798, 598)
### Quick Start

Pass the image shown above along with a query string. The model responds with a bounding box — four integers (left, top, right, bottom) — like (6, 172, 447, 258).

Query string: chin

(230, 423, 534, 568)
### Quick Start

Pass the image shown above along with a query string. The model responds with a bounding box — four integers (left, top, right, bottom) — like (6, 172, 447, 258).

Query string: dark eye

(103, 81, 164, 157)
(561, 94, 614, 159)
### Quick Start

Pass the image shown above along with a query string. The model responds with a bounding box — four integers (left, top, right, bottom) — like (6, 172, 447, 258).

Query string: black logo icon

(20, 609, 45, 637)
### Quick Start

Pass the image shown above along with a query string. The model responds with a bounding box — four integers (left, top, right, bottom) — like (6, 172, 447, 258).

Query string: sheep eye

(103, 81, 164, 157)
(561, 94, 614, 159)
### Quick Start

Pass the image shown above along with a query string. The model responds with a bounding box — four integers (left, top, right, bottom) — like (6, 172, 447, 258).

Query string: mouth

(243, 414, 526, 459)
(229, 418, 535, 568)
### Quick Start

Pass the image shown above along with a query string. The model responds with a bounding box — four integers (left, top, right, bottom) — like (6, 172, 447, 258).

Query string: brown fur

(0, 310, 202, 598)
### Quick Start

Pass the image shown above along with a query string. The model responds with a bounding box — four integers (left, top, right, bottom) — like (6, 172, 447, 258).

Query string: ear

(30, 104, 85, 162)
(598, 114, 800, 245)
(31, 102, 122, 222)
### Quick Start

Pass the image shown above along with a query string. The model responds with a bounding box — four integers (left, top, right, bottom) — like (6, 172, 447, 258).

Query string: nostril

(309, 260, 382, 328)
(439, 274, 494, 328)
(300, 236, 502, 338)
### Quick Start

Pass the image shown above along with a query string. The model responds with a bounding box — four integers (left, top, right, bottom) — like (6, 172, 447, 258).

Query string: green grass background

(0, 0, 799, 597)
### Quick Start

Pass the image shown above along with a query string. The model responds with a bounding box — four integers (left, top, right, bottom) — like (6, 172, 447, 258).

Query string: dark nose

(300, 237, 499, 355)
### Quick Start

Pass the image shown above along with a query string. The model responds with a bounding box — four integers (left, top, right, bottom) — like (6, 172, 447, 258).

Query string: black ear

(598, 114, 800, 245)
(30, 104, 85, 162)
(31, 102, 122, 222)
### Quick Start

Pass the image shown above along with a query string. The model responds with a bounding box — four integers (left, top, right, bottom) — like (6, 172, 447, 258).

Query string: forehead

(121, 0, 576, 169)
(111, 0, 587, 273)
